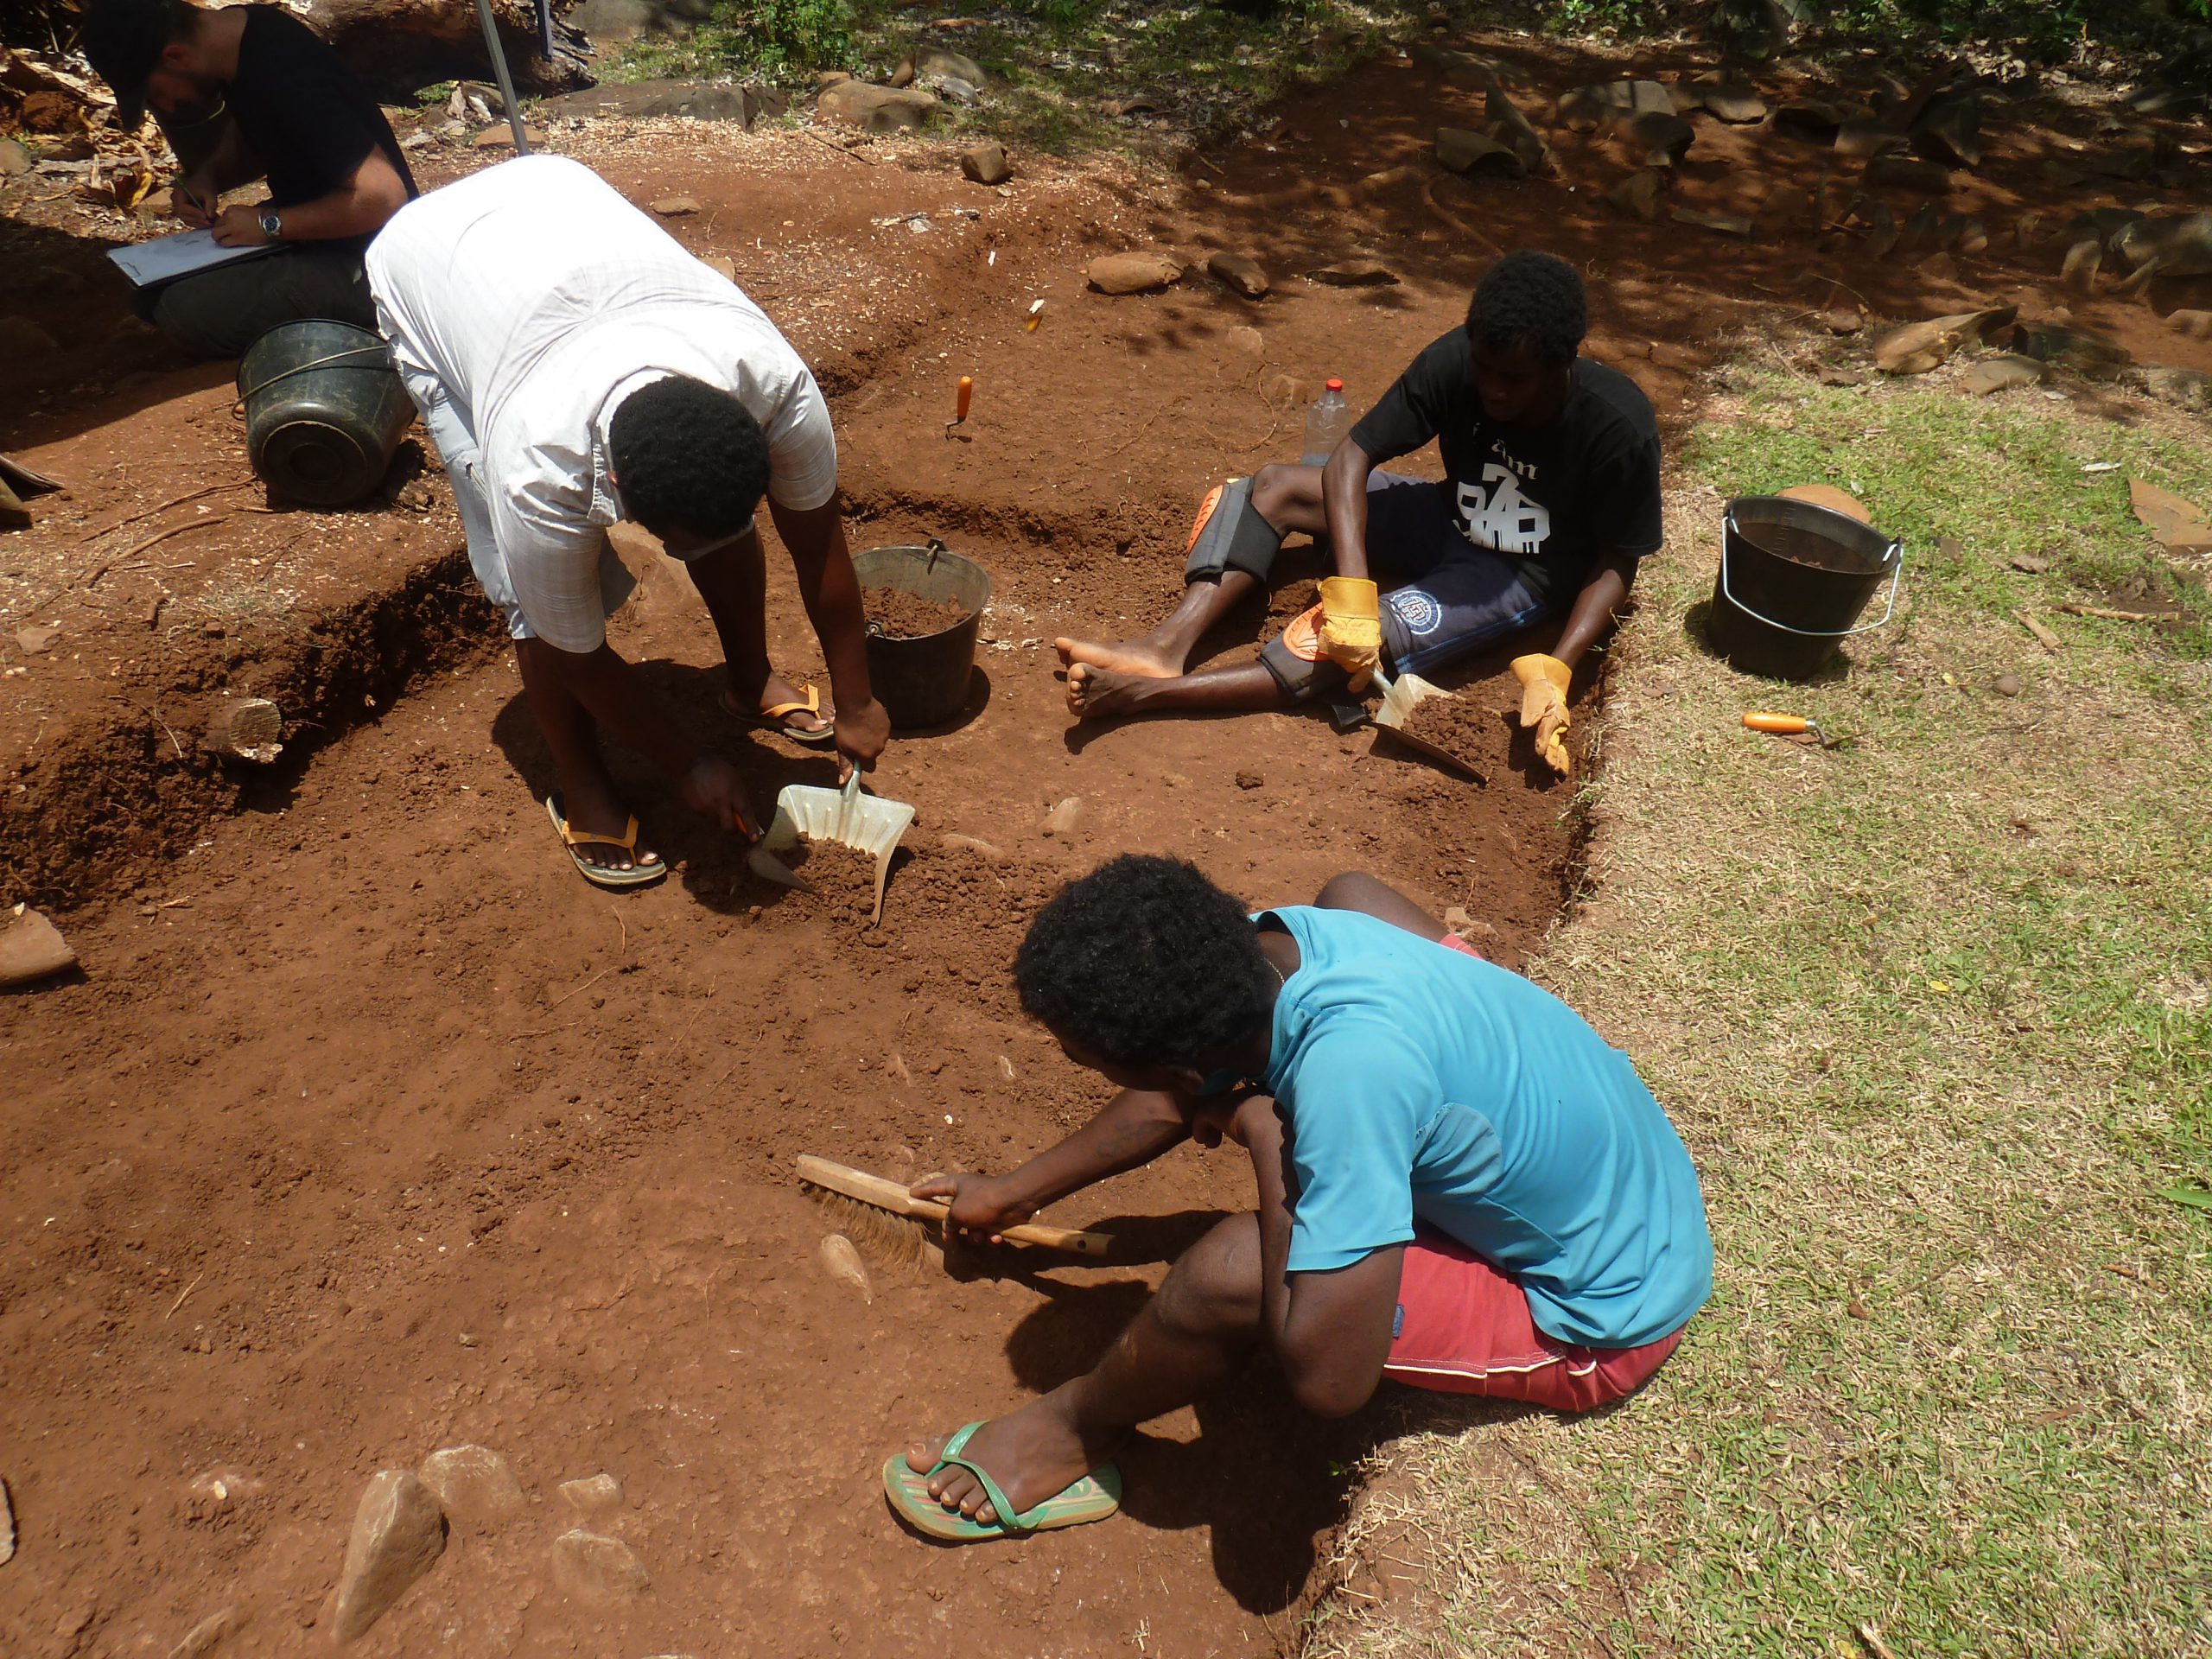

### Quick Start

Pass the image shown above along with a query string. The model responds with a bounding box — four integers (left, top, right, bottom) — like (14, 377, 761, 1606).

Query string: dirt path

(5, 33, 2209, 1657)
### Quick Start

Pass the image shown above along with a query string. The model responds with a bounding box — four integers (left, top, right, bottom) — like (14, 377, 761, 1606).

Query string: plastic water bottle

(1302, 378, 1349, 467)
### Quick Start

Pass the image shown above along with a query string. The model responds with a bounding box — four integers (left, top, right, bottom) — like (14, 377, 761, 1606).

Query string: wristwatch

(257, 207, 283, 241)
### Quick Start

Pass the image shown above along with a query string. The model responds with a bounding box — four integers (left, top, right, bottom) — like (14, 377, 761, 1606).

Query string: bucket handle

(1719, 512, 1904, 639)
(923, 536, 949, 570)
(232, 346, 394, 415)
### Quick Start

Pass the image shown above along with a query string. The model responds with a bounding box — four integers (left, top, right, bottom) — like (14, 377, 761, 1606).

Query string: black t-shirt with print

(1349, 330, 1664, 595)
(228, 8, 416, 237)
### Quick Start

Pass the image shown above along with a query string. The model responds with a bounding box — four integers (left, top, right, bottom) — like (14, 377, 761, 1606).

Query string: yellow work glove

(1510, 652, 1573, 778)
(1317, 576, 1382, 691)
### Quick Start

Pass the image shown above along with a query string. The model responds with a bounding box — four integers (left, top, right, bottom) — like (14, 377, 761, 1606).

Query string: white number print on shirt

(1456, 462, 1552, 556)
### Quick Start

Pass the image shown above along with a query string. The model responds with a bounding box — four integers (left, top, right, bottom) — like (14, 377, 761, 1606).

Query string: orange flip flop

(719, 683, 837, 747)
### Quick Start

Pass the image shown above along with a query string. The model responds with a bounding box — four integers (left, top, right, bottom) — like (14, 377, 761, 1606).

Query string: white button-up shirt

(367, 155, 836, 652)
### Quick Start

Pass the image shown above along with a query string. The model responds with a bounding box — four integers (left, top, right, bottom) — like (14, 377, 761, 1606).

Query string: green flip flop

(882, 1423, 1122, 1542)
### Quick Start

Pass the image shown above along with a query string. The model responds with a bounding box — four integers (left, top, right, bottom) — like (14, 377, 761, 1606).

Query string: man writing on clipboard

(83, 0, 416, 358)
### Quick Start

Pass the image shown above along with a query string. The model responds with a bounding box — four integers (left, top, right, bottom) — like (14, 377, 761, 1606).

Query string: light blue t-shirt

(1259, 907, 1713, 1349)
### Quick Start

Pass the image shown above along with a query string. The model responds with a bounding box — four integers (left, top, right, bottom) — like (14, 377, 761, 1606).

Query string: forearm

(261, 187, 391, 241)
(1247, 1121, 1300, 1351)
(995, 1089, 1192, 1210)
(520, 639, 699, 778)
(1548, 558, 1634, 675)
(771, 496, 875, 710)
(1321, 440, 1376, 582)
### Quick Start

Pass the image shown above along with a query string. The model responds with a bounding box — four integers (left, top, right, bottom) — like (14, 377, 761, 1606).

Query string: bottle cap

(1325, 378, 1344, 391)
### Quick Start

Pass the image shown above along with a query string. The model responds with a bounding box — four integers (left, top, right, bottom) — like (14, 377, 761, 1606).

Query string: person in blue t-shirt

(882, 855, 1713, 1542)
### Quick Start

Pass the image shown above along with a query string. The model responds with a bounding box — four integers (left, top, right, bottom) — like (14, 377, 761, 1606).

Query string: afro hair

(1014, 855, 1274, 1069)
(1464, 250, 1587, 368)
(607, 374, 770, 539)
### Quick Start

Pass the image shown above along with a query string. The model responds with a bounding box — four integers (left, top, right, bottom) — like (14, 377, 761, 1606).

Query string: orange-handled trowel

(1743, 711, 1848, 749)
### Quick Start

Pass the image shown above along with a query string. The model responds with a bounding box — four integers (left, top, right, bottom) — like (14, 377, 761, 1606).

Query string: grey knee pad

(1257, 633, 1351, 703)
(1181, 476, 1285, 584)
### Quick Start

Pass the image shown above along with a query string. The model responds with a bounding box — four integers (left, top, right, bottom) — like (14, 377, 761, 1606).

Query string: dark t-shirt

(229, 8, 416, 236)
(1349, 332, 1664, 594)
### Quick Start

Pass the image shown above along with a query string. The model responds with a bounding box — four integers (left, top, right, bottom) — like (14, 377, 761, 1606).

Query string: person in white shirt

(367, 155, 889, 889)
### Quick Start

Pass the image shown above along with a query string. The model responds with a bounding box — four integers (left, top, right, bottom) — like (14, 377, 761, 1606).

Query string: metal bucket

(235, 319, 413, 507)
(1707, 495, 1904, 679)
(852, 540, 990, 728)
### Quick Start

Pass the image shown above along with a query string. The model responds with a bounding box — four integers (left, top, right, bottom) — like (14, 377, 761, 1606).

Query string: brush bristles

(803, 1185, 943, 1272)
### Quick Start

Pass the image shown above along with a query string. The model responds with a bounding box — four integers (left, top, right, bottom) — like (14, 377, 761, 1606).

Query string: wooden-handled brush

(796, 1155, 1112, 1257)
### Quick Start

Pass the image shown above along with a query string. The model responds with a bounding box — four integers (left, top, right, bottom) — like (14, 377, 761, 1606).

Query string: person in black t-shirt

(84, 0, 417, 359)
(1055, 251, 1662, 777)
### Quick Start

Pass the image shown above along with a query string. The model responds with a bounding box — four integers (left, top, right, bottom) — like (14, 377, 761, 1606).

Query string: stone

(556, 1472, 624, 1518)
(1308, 258, 1399, 287)
(400, 131, 432, 152)
(1484, 86, 1549, 173)
(0, 908, 76, 986)
(1910, 93, 1983, 168)
(0, 1474, 13, 1564)
(1670, 206, 1753, 238)
(2129, 478, 2212, 552)
(1918, 251, 1960, 282)
(1873, 305, 2017, 375)
(817, 80, 938, 132)
(1206, 251, 1268, 299)
(1962, 354, 2046, 395)
(1822, 305, 1864, 335)
(704, 255, 736, 282)
(471, 125, 546, 150)
(818, 1233, 872, 1302)
(1558, 79, 1675, 131)
(417, 1446, 525, 1529)
(1865, 155, 1953, 193)
(1611, 108, 1694, 167)
(331, 1470, 447, 1643)
(1234, 770, 1263, 790)
(958, 142, 1008, 185)
(2011, 321, 2131, 381)
(168, 1605, 240, 1658)
(16, 625, 58, 653)
(540, 79, 785, 126)
(0, 316, 60, 359)
(1835, 118, 1908, 161)
(896, 45, 987, 88)
(1434, 127, 1522, 177)
(1225, 325, 1265, 356)
(0, 138, 30, 176)
(1994, 672, 2021, 697)
(2167, 309, 2212, 339)
(1086, 251, 1181, 295)
(1607, 169, 1663, 221)
(1690, 74, 1766, 123)
(1771, 99, 1861, 143)
(1041, 797, 1084, 837)
(649, 196, 701, 216)
(2133, 364, 2212, 410)
(550, 1529, 648, 1605)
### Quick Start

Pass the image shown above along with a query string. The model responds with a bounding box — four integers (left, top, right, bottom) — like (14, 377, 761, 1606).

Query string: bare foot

(904, 1402, 1093, 1527)
(553, 778, 663, 877)
(1066, 663, 1169, 721)
(1054, 634, 1182, 679)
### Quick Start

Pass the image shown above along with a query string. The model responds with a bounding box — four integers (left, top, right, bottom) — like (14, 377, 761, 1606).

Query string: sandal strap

(758, 684, 822, 721)
(928, 1422, 1039, 1533)
(559, 813, 641, 855)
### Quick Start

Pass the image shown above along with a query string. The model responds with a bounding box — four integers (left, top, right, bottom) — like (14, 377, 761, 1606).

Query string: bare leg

(1057, 464, 1329, 679)
(516, 639, 662, 874)
(686, 533, 831, 735)
(904, 1213, 1263, 1525)
(1066, 659, 1294, 721)
(1314, 872, 1448, 941)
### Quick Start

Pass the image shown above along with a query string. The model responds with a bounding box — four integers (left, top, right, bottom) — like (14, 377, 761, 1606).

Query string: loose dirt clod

(1402, 696, 1503, 778)
(781, 838, 888, 921)
(863, 588, 969, 638)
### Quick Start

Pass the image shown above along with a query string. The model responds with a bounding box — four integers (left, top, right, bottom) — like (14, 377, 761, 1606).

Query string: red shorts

(1384, 1232, 1686, 1413)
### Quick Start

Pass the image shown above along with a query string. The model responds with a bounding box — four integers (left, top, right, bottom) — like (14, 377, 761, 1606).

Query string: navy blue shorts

(1259, 473, 1556, 700)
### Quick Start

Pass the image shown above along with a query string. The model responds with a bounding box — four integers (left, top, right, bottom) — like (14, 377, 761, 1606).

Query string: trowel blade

(747, 842, 813, 893)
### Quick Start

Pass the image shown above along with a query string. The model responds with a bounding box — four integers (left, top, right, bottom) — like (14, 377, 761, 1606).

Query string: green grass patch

(601, 0, 1444, 156)
(1307, 373, 2212, 1658)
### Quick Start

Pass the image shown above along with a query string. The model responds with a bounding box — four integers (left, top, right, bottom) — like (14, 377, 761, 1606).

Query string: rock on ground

(417, 1446, 526, 1529)
(331, 1470, 447, 1643)
(649, 196, 701, 216)
(0, 908, 77, 986)
(0, 1474, 14, 1564)
(550, 1529, 650, 1605)
(1963, 354, 2047, 395)
(1434, 127, 1522, 177)
(1308, 258, 1399, 287)
(1086, 251, 1182, 295)
(557, 1471, 625, 1517)
(1206, 251, 1268, 299)
(168, 1605, 241, 1659)
(1041, 796, 1085, 836)
(959, 142, 1009, 185)
(817, 80, 938, 132)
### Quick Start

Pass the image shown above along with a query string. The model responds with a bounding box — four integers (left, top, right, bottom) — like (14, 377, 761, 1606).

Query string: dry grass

(1304, 369, 2212, 1659)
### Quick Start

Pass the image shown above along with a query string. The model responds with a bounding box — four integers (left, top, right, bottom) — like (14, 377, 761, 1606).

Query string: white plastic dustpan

(763, 773, 917, 926)
(1369, 669, 1486, 783)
